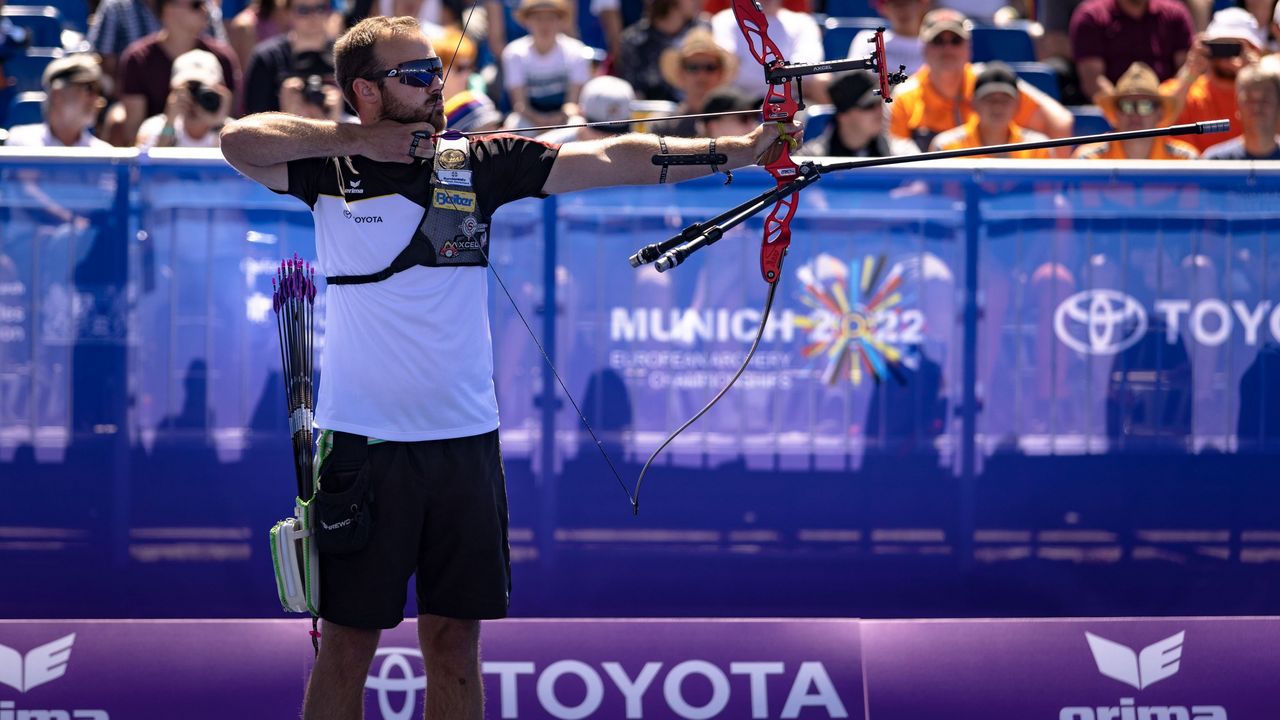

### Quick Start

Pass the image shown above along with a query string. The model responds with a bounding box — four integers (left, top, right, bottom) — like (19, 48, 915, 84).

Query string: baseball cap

(42, 53, 102, 90)
(920, 8, 971, 43)
(579, 75, 635, 132)
(1203, 7, 1265, 50)
(828, 70, 880, 112)
(171, 49, 223, 86)
(972, 61, 1020, 100)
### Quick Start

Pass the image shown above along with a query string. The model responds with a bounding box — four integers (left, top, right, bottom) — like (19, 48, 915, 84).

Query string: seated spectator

(929, 61, 1052, 157)
(538, 75, 635, 142)
(438, 27, 480, 101)
(615, 0, 705, 102)
(890, 9, 1073, 150)
(135, 49, 232, 148)
(89, 0, 227, 85)
(0, 0, 30, 95)
(848, 0, 928, 77)
(6, 55, 110, 148)
(799, 70, 919, 157)
(501, 0, 589, 132)
(445, 89, 504, 131)
(278, 69, 347, 121)
(648, 27, 738, 136)
(117, 0, 240, 145)
(695, 86, 757, 136)
(1073, 62, 1198, 158)
(1203, 61, 1280, 158)
(1161, 7, 1265, 152)
(228, 0, 288, 71)
(242, 0, 336, 115)
(711, 0, 825, 101)
(1069, 0, 1194, 99)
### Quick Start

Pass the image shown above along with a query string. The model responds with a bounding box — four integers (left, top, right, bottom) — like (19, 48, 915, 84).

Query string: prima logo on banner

(0, 633, 109, 719)
(1059, 631, 1226, 720)
(1055, 290, 1280, 355)
(366, 647, 849, 719)
(793, 255, 921, 385)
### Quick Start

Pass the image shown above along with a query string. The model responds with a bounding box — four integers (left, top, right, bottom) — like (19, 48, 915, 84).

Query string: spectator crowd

(0, 0, 1277, 159)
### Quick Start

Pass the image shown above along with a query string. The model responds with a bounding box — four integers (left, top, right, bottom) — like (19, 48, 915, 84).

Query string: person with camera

(243, 0, 337, 115)
(136, 49, 233, 148)
(278, 71, 346, 120)
(1159, 7, 1265, 153)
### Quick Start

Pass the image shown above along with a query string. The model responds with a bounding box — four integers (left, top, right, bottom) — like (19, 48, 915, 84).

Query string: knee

(420, 616, 480, 667)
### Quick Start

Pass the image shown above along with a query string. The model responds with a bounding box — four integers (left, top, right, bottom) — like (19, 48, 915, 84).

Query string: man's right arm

(219, 113, 436, 191)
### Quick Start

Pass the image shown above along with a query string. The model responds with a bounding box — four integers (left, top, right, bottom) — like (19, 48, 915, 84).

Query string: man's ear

(351, 78, 380, 110)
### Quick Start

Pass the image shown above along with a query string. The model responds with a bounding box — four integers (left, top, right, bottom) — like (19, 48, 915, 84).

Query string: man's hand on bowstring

(751, 120, 804, 166)
(357, 119, 439, 164)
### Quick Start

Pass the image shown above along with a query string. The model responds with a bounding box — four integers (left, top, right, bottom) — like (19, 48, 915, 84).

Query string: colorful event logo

(792, 254, 921, 386)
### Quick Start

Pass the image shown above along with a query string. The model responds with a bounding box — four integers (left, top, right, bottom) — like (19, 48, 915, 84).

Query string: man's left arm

(542, 124, 794, 195)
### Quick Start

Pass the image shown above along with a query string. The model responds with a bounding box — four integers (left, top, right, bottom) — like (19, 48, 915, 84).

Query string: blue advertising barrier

(1, 149, 1278, 619)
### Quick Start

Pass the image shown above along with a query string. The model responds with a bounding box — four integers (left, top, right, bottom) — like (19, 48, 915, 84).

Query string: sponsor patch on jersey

(433, 189, 477, 211)
(438, 148, 468, 170)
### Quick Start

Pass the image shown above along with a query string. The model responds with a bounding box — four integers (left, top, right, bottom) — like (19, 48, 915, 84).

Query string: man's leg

(419, 614, 483, 720)
(303, 619, 381, 720)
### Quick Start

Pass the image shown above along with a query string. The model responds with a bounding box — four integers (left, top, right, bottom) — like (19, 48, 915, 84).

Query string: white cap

(579, 75, 635, 129)
(171, 49, 224, 87)
(1203, 7, 1265, 50)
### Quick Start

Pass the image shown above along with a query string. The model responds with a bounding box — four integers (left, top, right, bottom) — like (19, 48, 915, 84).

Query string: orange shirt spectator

(933, 116, 1051, 157)
(929, 62, 1052, 158)
(891, 64, 1045, 149)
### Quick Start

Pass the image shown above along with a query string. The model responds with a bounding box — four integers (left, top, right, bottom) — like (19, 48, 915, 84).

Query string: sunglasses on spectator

(928, 34, 965, 46)
(682, 61, 722, 73)
(362, 57, 444, 87)
(292, 3, 329, 15)
(1116, 98, 1158, 116)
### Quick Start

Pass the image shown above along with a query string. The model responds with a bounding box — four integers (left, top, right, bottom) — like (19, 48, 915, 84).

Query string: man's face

(922, 31, 969, 73)
(48, 81, 100, 131)
(165, 0, 209, 35)
(974, 90, 1017, 127)
(524, 8, 563, 40)
(288, 0, 331, 34)
(375, 35, 446, 129)
(1112, 94, 1162, 132)
(1207, 40, 1252, 80)
(835, 104, 883, 138)
(1237, 78, 1280, 134)
(680, 52, 726, 94)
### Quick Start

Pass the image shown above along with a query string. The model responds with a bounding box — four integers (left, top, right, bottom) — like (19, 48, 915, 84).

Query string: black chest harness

(327, 136, 492, 286)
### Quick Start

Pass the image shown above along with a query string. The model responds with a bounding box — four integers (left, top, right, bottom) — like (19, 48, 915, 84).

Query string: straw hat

(1095, 62, 1176, 126)
(658, 28, 738, 93)
(515, 0, 569, 24)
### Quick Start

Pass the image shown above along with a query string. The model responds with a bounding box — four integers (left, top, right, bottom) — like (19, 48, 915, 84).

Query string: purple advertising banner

(862, 617, 1278, 720)
(0, 619, 863, 720)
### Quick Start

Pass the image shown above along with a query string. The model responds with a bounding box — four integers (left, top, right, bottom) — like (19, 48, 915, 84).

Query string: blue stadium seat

(1009, 61, 1060, 100)
(1072, 107, 1112, 136)
(7, 0, 86, 33)
(822, 0, 876, 17)
(801, 103, 835, 141)
(7, 90, 45, 127)
(3, 47, 61, 93)
(1, 6, 63, 48)
(822, 16, 883, 61)
(969, 24, 1036, 63)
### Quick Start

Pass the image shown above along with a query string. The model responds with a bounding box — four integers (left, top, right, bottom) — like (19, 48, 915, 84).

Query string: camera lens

(187, 81, 222, 113)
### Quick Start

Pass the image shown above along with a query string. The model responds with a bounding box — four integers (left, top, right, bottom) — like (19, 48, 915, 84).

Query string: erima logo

(432, 189, 476, 211)
(1058, 631, 1228, 720)
(346, 179, 365, 195)
(0, 633, 75, 692)
(0, 634, 110, 719)
(1086, 632, 1183, 690)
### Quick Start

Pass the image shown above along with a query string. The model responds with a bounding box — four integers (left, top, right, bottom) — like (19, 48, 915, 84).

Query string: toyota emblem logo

(1054, 289, 1148, 355)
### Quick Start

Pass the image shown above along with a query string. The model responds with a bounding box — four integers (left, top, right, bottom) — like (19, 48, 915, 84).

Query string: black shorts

(316, 429, 510, 629)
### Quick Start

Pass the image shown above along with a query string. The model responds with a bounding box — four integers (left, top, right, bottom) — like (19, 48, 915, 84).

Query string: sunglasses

(928, 34, 966, 46)
(1116, 98, 1158, 116)
(362, 57, 444, 88)
(682, 61, 722, 74)
(292, 3, 329, 14)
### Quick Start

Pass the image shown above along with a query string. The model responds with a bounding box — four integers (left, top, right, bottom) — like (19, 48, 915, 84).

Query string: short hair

(435, 28, 476, 70)
(1236, 61, 1280, 101)
(334, 15, 423, 107)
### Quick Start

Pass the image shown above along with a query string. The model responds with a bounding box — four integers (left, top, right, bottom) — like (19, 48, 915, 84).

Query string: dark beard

(383, 91, 446, 130)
